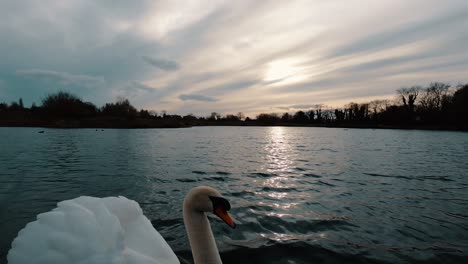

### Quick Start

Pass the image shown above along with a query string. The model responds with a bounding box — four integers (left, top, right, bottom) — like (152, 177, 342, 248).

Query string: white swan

(7, 186, 235, 264)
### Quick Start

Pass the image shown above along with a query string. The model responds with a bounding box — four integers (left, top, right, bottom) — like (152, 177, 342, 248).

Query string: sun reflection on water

(265, 127, 292, 173)
(261, 127, 299, 211)
(259, 232, 328, 242)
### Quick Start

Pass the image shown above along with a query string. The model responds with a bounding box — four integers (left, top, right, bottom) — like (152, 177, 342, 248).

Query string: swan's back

(8, 196, 179, 264)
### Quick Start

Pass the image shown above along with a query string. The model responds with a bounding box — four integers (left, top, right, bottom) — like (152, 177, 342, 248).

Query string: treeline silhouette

(0, 92, 183, 128)
(0, 82, 467, 129)
(254, 82, 468, 130)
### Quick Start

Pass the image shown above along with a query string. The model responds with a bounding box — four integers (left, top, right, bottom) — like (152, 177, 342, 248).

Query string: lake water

(0, 127, 467, 263)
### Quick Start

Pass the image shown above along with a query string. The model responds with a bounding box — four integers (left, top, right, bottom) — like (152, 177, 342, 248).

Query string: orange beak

(214, 207, 236, 228)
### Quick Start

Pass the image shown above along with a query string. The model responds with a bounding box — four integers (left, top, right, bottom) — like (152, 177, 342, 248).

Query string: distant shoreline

(0, 118, 189, 129)
(2, 85, 467, 132)
(1, 119, 466, 132)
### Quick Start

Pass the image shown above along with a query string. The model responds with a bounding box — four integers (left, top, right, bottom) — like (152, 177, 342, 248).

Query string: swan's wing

(7, 196, 180, 264)
(101, 196, 179, 264)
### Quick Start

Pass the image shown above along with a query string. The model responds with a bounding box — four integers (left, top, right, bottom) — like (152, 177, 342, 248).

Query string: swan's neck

(183, 207, 222, 264)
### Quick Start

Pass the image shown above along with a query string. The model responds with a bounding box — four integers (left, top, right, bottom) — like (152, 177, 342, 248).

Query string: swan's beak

(214, 207, 236, 229)
(209, 195, 236, 228)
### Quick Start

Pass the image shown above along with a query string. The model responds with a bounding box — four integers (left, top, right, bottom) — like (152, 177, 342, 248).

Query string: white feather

(7, 196, 179, 264)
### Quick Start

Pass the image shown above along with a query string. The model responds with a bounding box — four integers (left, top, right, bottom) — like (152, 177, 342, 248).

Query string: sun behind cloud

(264, 58, 308, 85)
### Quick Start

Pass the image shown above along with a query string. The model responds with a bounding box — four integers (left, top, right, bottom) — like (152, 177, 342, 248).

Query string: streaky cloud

(130, 81, 159, 93)
(277, 104, 325, 111)
(179, 93, 217, 102)
(327, 9, 468, 59)
(199, 79, 259, 95)
(142, 56, 180, 71)
(16, 69, 105, 88)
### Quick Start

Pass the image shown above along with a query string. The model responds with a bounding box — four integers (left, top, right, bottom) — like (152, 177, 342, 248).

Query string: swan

(7, 186, 235, 264)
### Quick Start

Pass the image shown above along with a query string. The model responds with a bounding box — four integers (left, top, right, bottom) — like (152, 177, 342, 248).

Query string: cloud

(123, 81, 159, 96)
(16, 69, 105, 88)
(179, 93, 217, 102)
(327, 9, 468, 59)
(277, 104, 325, 110)
(129, 81, 158, 93)
(0, 79, 4, 96)
(142, 56, 180, 71)
(198, 79, 259, 96)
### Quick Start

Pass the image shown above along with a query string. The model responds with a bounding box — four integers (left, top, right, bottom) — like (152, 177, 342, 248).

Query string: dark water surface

(1, 127, 467, 263)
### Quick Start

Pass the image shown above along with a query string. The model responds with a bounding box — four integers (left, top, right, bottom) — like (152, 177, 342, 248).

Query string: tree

(322, 110, 334, 122)
(334, 109, 345, 122)
(316, 109, 322, 122)
(41, 91, 97, 118)
(208, 112, 221, 121)
(208, 112, 218, 121)
(453, 84, 468, 125)
(369, 100, 389, 116)
(183, 114, 197, 121)
(397, 86, 421, 113)
(281, 112, 291, 122)
(396, 86, 421, 123)
(236, 112, 245, 121)
(0, 102, 7, 111)
(101, 98, 137, 118)
(293, 110, 308, 123)
(306, 110, 315, 122)
(346, 103, 358, 121)
(359, 103, 369, 121)
(139, 109, 151, 118)
(30, 102, 38, 113)
(19, 98, 24, 108)
(149, 110, 158, 118)
(224, 114, 240, 121)
(9, 101, 21, 111)
(419, 82, 451, 112)
(256, 113, 280, 124)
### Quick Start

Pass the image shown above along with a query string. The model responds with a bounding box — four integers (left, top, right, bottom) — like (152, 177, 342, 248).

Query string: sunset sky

(1, 0, 467, 116)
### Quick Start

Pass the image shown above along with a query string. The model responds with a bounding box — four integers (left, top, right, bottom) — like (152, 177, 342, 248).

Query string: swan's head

(184, 186, 236, 228)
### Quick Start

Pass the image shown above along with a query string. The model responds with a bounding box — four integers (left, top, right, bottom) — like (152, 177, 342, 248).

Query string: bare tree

(369, 100, 390, 117)
(420, 82, 451, 111)
(149, 110, 158, 117)
(305, 110, 315, 121)
(397, 86, 421, 113)
(209, 112, 221, 120)
(236, 112, 245, 121)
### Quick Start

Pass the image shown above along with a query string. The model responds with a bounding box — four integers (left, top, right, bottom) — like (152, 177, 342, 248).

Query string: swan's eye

(208, 196, 231, 211)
